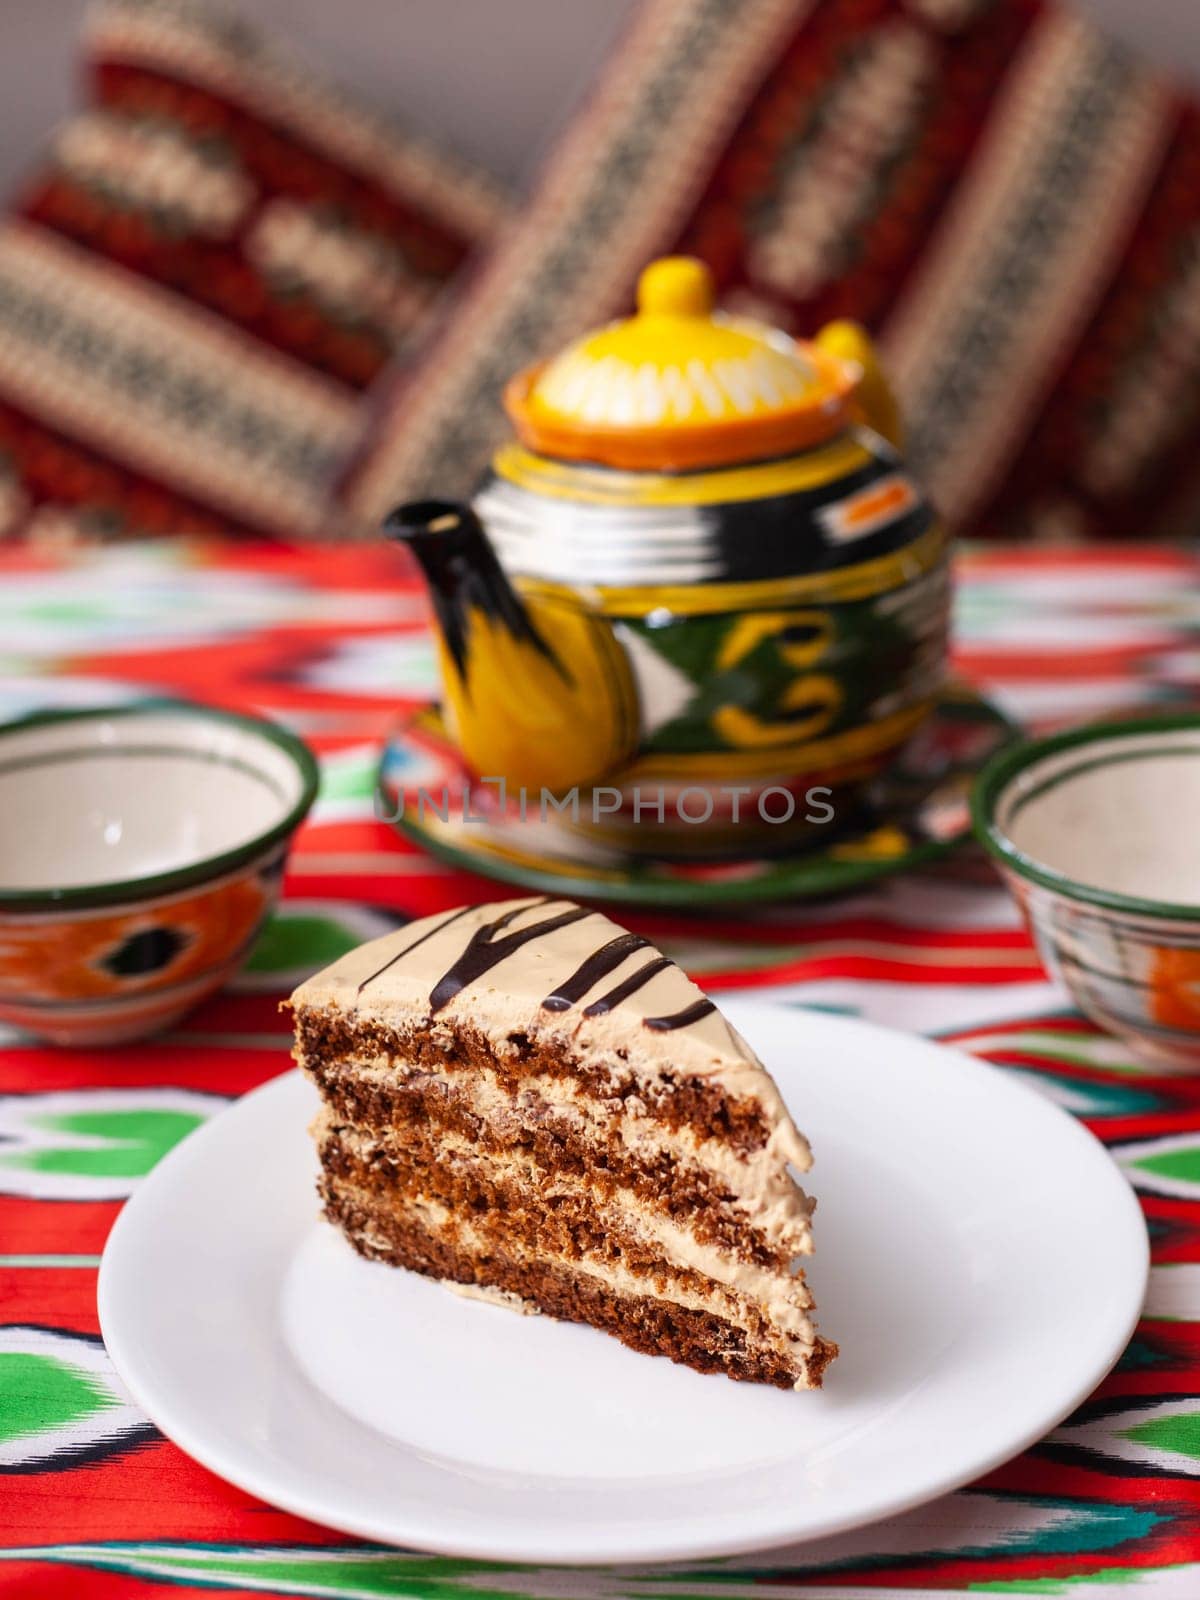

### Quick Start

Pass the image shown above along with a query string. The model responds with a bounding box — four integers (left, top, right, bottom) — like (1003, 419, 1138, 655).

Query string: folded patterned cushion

(0, 0, 507, 543)
(344, 0, 1200, 543)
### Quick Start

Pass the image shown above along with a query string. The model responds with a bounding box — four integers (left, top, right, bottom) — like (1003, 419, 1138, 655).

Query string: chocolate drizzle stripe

(353, 898, 717, 1038)
(644, 997, 717, 1032)
(356, 904, 476, 996)
(429, 900, 593, 1014)
(583, 955, 672, 1018)
(541, 933, 650, 1013)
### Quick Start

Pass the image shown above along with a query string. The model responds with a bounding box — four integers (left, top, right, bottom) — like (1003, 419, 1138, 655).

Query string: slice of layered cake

(290, 897, 836, 1389)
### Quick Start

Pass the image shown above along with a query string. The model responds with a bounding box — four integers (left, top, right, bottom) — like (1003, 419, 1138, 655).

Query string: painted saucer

(378, 683, 1015, 908)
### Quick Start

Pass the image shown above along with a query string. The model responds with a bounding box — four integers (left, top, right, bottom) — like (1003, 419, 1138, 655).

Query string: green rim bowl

(0, 700, 319, 1045)
(972, 713, 1200, 1069)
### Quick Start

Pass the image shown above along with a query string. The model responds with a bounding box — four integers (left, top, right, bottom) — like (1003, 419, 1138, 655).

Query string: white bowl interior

(995, 725, 1200, 904)
(0, 711, 309, 892)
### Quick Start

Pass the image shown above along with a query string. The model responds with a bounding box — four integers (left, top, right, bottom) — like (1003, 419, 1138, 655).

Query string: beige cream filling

(300, 1049, 815, 1261)
(319, 1110, 818, 1346)
(442, 1280, 540, 1315)
(336, 1174, 818, 1379)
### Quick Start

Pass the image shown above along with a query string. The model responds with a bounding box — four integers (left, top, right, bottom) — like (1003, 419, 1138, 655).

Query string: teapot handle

(815, 320, 903, 451)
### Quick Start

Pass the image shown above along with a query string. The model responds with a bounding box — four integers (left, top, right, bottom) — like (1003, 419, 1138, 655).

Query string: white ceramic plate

(98, 1002, 1148, 1565)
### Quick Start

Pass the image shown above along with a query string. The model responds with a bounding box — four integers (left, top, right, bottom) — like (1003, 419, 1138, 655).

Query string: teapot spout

(383, 500, 638, 796)
(383, 499, 557, 682)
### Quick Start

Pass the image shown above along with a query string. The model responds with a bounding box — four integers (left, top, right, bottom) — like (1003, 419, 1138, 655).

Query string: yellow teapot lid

(504, 257, 858, 472)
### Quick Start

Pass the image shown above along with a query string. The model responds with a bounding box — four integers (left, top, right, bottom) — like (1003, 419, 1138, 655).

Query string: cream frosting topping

(292, 896, 811, 1171)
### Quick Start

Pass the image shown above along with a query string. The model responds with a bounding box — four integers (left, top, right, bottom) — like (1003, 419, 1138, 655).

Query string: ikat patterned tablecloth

(2, 538, 1199, 1598)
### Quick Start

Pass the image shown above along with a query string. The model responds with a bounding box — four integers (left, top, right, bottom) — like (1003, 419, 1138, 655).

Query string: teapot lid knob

(636, 256, 715, 319)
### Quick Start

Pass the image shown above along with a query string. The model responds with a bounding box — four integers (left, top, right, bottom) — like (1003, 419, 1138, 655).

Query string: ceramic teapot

(386, 257, 948, 855)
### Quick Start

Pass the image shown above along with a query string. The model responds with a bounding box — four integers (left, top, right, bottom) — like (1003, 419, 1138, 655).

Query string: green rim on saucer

(971, 711, 1200, 924)
(380, 683, 1016, 909)
(0, 700, 320, 912)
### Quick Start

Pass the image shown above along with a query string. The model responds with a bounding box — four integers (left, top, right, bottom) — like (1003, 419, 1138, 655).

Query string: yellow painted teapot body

(387, 259, 949, 856)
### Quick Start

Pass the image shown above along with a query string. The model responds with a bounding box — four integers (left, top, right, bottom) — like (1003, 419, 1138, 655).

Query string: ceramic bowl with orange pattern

(973, 715, 1200, 1070)
(0, 703, 318, 1045)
